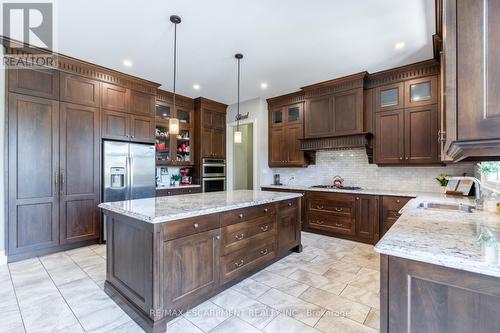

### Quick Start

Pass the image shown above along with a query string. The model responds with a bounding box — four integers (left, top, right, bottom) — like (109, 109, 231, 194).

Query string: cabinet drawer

(278, 198, 300, 211)
(308, 211, 355, 236)
(220, 237, 276, 285)
(222, 204, 275, 226)
(221, 215, 276, 255)
(163, 214, 220, 241)
(308, 193, 354, 217)
(381, 196, 412, 235)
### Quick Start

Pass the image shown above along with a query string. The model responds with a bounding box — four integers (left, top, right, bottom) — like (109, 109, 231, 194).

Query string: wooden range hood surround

(299, 72, 373, 157)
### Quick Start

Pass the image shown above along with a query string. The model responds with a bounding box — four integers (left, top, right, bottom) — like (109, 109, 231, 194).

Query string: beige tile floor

(0, 232, 380, 333)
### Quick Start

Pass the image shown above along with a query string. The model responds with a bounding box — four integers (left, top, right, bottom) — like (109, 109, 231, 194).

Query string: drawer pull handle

(193, 223, 199, 229)
(215, 235, 220, 240)
(260, 224, 269, 232)
(314, 220, 324, 225)
(260, 249, 268, 255)
(238, 213, 244, 219)
(235, 233, 245, 240)
(264, 208, 268, 212)
(334, 208, 343, 212)
(316, 205, 324, 209)
(335, 223, 343, 227)
(234, 259, 244, 267)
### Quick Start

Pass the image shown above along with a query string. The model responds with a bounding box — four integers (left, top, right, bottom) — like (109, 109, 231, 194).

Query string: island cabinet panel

(221, 215, 276, 255)
(164, 229, 221, 310)
(354, 195, 379, 242)
(380, 196, 412, 236)
(277, 199, 301, 256)
(381, 255, 500, 333)
(162, 214, 220, 241)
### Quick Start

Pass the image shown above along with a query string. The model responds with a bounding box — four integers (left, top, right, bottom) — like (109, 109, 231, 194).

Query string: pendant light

(169, 15, 181, 135)
(234, 53, 243, 144)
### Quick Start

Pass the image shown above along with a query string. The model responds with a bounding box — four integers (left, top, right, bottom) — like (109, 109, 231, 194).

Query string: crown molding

(301, 72, 367, 98)
(267, 91, 305, 108)
(366, 59, 440, 88)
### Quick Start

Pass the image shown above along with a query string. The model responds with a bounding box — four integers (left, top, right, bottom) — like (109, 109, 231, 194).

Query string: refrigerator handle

(129, 155, 134, 199)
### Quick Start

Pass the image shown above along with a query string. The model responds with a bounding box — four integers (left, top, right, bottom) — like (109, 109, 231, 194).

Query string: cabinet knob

(263, 208, 268, 212)
(396, 199, 400, 203)
(131, 135, 135, 138)
(335, 223, 343, 227)
(405, 157, 409, 160)
(356, 197, 360, 200)
(238, 213, 244, 219)
(288, 202, 292, 207)
(399, 157, 403, 160)
(215, 235, 220, 240)
(193, 223, 199, 229)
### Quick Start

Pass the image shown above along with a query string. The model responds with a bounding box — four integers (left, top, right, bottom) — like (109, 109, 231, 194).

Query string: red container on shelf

(156, 143, 166, 150)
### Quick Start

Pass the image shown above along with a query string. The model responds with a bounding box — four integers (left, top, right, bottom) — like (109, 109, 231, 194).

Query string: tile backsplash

(271, 149, 476, 193)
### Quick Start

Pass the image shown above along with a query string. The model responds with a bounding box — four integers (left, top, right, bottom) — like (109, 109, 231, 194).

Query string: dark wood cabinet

(381, 255, 500, 333)
(442, 0, 500, 161)
(8, 68, 60, 100)
(305, 95, 332, 138)
(380, 196, 412, 236)
(164, 229, 220, 309)
(404, 76, 438, 108)
(60, 73, 100, 107)
(267, 98, 307, 167)
(277, 199, 301, 256)
(59, 103, 100, 244)
(375, 110, 405, 164)
(130, 90, 155, 115)
(354, 195, 379, 242)
(7, 94, 60, 256)
(375, 82, 404, 112)
(194, 98, 227, 161)
(101, 82, 130, 113)
(102, 109, 154, 143)
(156, 187, 201, 197)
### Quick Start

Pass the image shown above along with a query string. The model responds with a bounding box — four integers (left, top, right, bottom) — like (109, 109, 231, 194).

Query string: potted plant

(435, 174, 449, 193)
(171, 174, 181, 187)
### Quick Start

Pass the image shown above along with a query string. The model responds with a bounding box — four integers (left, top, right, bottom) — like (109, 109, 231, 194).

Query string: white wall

(0, 45, 6, 265)
(232, 124, 253, 190)
(272, 149, 476, 193)
(226, 98, 273, 189)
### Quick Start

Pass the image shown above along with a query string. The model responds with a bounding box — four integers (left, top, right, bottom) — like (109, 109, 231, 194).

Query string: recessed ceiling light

(395, 42, 405, 50)
(260, 82, 268, 89)
(193, 84, 201, 90)
(123, 59, 133, 67)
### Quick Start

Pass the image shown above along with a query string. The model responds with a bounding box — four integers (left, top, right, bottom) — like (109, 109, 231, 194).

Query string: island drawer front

(308, 193, 355, 217)
(221, 203, 276, 226)
(381, 196, 412, 236)
(163, 214, 221, 241)
(308, 211, 355, 236)
(220, 236, 276, 285)
(278, 198, 300, 210)
(221, 215, 277, 255)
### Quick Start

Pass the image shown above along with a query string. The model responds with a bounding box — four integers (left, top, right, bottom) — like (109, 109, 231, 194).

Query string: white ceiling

(54, 0, 435, 104)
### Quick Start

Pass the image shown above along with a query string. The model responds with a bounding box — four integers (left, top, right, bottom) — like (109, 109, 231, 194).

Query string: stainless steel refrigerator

(102, 141, 155, 239)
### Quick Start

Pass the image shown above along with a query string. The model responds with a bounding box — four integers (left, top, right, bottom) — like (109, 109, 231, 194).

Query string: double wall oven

(202, 158, 226, 192)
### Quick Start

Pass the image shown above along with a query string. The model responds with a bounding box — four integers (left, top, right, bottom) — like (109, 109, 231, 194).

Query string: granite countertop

(156, 184, 201, 190)
(261, 184, 439, 197)
(374, 195, 500, 278)
(98, 190, 302, 224)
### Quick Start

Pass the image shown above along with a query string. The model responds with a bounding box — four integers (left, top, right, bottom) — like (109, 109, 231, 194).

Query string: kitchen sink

(417, 201, 474, 213)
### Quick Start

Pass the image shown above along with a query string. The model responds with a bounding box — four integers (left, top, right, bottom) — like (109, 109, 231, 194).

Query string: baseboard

(0, 250, 7, 266)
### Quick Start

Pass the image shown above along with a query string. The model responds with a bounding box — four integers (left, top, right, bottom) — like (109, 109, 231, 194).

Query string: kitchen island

(98, 190, 302, 333)
(374, 195, 500, 333)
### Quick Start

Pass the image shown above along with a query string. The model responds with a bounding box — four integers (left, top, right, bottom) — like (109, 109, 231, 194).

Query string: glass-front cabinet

(375, 82, 404, 112)
(404, 76, 438, 108)
(270, 103, 303, 127)
(155, 101, 194, 166)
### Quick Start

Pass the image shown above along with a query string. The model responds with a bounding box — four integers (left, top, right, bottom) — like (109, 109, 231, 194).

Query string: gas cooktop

(310, 185, 362, 191)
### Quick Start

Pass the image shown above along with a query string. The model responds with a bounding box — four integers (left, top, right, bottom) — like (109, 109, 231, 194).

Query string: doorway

(232, 124, 254, 190)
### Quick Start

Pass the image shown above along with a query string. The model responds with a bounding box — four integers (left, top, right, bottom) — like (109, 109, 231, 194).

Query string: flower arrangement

(435, 174, 449, 187)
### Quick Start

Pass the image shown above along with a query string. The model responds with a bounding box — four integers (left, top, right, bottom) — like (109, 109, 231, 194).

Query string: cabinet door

(456, 0, 500, 141)
(375, 82, 404, 112)
(332, 89, 363, 135)
(305, 95, 332, 138)
(212, 112, 226, 130)
(130, 90, 155, 115)
(101, 83, 130, 113)
(201, 127, 213, 157)
(285, 103, 304, 125)
(164, 229, 220, 309)
(8, 94, 60, 255)
(202, 110, 213, 128)
(212, 128, 226, 158)
(269, 127, 285, 167)
(285, 124, 305, 166)
(404, 76, 438, 108)
(131, 115, 155, 143)
(271, 108, 284, 127)
(354, 195, 379, 243)
(375, 110, 404, 164)
(60, 73, 100, 107)
(102, 110, 131, 141)
(381, 196, 412, 236)
(59, 103, 100, 244)
(277, 200, 300, 256)
(8, 68, 59, 100)
(404, 105, 439, 164)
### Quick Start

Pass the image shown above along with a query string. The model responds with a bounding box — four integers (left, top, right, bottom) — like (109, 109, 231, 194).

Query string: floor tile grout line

(39, 253, 88, 333)
(7, 264, 28, 333)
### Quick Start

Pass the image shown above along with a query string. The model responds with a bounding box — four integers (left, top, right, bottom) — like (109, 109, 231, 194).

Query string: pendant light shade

(234, 53, 243, 144)
(169, 15, 181, 135)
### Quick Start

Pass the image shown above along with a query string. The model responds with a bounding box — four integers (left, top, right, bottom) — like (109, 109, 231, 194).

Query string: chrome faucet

(448, 176, 483, 209)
